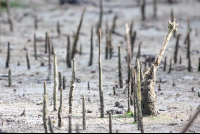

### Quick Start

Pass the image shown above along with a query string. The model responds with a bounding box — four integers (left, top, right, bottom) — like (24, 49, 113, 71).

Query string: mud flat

(0, 0, 200, 133)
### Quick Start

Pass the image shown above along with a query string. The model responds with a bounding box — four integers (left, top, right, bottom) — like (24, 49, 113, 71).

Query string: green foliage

(1, 0, 6, 7)
(149, 117, 160, 120)
(126, 111, 133, 116)
(112, 115, 132, 119)
(112, 111, 134, 119)
(131, 121, 137, 124)
(149, 115, 172, 121)
(1, 0, 26, 10)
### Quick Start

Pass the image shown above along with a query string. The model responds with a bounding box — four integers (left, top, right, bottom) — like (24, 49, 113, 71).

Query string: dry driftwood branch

(181, 106, 200, 133)
(141, 19, 179, 116)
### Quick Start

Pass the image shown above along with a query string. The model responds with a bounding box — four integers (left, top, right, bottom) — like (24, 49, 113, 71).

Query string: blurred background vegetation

(0, 0, 26, 10)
